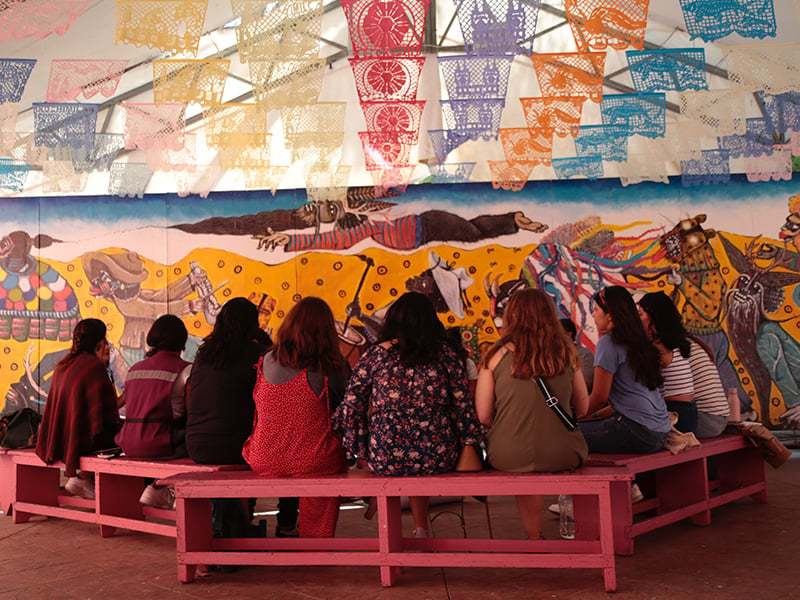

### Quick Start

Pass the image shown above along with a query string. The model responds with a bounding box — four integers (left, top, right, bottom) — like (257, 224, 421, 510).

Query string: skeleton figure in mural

(484, 216, 662, 349)
(170, 194, 547, 251)
(719, 235, 800, 429)
(0, 230, 81, 343)
(654, 214, 752, 417)
(80, 251, 221, 381)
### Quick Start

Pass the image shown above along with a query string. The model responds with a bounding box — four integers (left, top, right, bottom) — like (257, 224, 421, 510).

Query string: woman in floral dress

(333, 292, 483, 538)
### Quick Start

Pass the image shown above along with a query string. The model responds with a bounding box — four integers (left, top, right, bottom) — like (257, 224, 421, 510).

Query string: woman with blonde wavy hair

(476, 288, 588, 539)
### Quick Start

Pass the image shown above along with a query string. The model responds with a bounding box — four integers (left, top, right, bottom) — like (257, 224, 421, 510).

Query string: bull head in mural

(656, 214, 716, 263)
(720, 235, 800, 428)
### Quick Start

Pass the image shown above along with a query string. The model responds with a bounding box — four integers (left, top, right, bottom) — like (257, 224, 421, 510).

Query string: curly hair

(272, 296, 347, 376)
(483, 288, 578, 379)
(379, 292, 445, 368)
(638, 291, 691, 359)
(594, 286, 663, 390)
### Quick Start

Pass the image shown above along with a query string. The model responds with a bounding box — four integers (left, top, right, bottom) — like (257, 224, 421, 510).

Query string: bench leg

(656, 459, 710, 527)
(377, 495, 402, 587)
(96, 472, 146, 537)
(13, 463, 61, 523)
(177, 497, 212, 584)
(0, 453, 15, 516)
(608, 480, 634, 556)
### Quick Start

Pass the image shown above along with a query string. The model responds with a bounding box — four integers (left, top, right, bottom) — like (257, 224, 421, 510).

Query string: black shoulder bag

(533, 377, 578, 432)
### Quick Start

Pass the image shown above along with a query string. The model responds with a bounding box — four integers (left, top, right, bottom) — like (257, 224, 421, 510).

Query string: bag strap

(533, 376, 578, 432)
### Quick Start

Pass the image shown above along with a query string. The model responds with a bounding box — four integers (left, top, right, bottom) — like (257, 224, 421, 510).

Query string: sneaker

(413, 527, 429, 539)
(631, 483, 644, 504)
(275, 525, 299, 538)
(65, 477, 95, 500)
(548, 502, 560, 515)
(139, 484, 175, 509)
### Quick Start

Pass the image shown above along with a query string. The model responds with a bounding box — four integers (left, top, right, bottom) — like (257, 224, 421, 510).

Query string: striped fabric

(660, 348, 694, 399)
(688, 341, 729, 417)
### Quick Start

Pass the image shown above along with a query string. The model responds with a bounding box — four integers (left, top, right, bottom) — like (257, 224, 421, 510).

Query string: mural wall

(3, 174, 800, 429)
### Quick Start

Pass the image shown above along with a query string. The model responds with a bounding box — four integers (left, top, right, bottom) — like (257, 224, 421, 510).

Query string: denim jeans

(666, 400, 698, 435)
(579, 414, 668, 454)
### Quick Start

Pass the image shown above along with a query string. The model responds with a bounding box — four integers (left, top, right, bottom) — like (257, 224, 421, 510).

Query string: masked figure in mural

(484, 216, 662, 348)
(0, 230, 80, 343)
(653, 214, 752, 417)
(345, 250, 476, 344)
(726, 234, 800, 429)
(80, 251, 221, 375)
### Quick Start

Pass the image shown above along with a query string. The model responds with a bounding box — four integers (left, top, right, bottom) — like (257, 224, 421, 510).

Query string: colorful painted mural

(2, 175, 800, 430)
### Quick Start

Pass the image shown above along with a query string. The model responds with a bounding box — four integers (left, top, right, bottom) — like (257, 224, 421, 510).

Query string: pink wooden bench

(576, 433, 767, 555)
(4, 448, 244, 538)
(161, 468, 631, 592)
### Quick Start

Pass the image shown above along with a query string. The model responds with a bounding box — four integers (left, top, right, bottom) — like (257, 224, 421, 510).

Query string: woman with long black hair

(334, 292, 483, 538)
(579, 286, 670, 454)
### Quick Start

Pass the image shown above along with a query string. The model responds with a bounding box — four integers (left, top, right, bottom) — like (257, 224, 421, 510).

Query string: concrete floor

(1, 451, 798, 600)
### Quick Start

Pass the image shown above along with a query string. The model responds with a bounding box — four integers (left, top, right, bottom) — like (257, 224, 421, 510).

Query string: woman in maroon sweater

(36, 318, 120, 500)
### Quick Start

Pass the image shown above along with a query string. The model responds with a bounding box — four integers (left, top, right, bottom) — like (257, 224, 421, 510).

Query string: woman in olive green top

(475, 288, 589, 539)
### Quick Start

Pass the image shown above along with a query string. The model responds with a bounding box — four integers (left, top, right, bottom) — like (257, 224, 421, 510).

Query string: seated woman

(35, 319, 120, 500)
(115, 314, 192, 508)
(476, 289, 588, 539)
(334, 292, 483, 538)
(638, 292, 729, 437)
(243, 297, 349, 538)
(578, 286, 670, 454)
(638, 292, 697, 434)
(186, 297, 271, 465)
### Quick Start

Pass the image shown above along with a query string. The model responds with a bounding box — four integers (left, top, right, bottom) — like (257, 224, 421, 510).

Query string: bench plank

(578, 433, 767, 555)
(167, 469, 627, 592)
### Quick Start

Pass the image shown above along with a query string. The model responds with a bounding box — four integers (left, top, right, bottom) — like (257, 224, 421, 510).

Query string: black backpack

(0, 408, 42, 449)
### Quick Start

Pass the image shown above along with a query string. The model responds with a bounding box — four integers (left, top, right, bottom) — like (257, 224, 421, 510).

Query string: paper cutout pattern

(122, 103, 187, 151)
(232, 0, 323, 62)
(426, 162, 476, 183)
(759, 91, 800, 136)
(47, 60, 128, 102)
(618, 153, 669, 186)
(455, 0, 541, 56)
(530, 52, 606, 103)
(43, 156, 89, 193)
(153, 60, 230, 106)
(0, 103, 20, 153)
(440, 98, 505, 141)
(70, 133, 125, 173)
(217, 141, 273, 171)
(744, 145, 792, 182)
(680, 149, 730, 187)
(678, 0, 776, 42)
(33, 103, 98, 149)
(717, 117, 777, 158)
(108, 162, 153, 198)
(116, 0, 208, 55)
(350, 57, 426, 102)
(203, 104, 266, 149)
(575, 125, 629, 161)
(249, 60, 326, 109)
(725, 44, 800, 94)
(564, 0, 649, 51)
(498, 128, 554, 166)
(626, 49, 707, 92)
(488, 160, 533, 191)
(428, 129, 470, 163)
(0, 0, 89, 42)
(552, 155, 604, 179)
(520, 96, 585, 138)
(679, 89, 746, 136)
(600, 93, 665, 138)
(0, 159, 30, 192)
(341, 0, 430, 58)
(360, 101, 425, 138)
(0, 59, 37, 103)
(439, 55, 514, 101)
(146, 133, 198, 172)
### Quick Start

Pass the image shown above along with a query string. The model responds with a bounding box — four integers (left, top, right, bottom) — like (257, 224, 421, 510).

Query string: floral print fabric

(333, 343, 483, 476)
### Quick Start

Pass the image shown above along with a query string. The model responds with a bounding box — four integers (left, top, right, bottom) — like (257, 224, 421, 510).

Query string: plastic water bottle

(558, 494, 575, 540)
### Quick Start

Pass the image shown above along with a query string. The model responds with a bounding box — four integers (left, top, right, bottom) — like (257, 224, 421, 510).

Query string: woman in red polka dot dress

(242, 297, 349, 538)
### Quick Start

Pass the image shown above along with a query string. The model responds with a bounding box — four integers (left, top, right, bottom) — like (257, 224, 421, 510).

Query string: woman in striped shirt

(637, 292, 697, 434)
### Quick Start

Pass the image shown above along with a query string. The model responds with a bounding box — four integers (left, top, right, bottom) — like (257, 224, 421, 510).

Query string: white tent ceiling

(1, 0, 799, 197)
